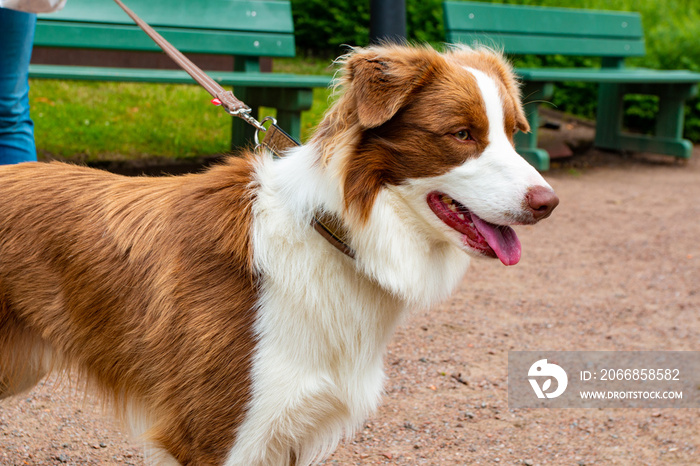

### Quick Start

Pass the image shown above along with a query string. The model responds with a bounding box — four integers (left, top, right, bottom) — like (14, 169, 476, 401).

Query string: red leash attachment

(211, 98, 222, 106)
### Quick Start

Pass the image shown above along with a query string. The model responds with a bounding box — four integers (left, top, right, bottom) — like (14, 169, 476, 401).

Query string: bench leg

(652, 85, 696, 158)
(595, 82, 697, 159)
(275, 110, 302, 143)
(515, 82, 553, 171)
(230, 57, 264, 152)
(594, 82, 624, 151)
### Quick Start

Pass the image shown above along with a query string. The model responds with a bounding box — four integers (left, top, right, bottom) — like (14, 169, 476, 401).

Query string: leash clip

(254, 116, 278, 147)
(212, 97, 267, 133)
(225, 106, 267, 133)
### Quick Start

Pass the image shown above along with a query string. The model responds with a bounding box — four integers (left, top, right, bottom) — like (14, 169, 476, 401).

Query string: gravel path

(1, 145, 699, 465)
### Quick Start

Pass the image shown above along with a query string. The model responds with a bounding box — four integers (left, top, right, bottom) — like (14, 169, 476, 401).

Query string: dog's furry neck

(255, 144, 471, 309)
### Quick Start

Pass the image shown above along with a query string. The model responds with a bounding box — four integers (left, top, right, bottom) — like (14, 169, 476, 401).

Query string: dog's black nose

(526, 186, 559, 221)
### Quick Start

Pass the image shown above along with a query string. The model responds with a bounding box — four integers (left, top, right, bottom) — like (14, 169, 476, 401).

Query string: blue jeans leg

(0, 8, 37, 164)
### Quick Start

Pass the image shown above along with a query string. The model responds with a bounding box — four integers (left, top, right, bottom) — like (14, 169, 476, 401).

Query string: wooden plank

(515, 68, 700, 84)
(38, 0, 294, 33)
(448, 32, 645, 57)
(28, 64, 333, 88)
(444, 1, 642, 39)
(33, 23, 295, 56)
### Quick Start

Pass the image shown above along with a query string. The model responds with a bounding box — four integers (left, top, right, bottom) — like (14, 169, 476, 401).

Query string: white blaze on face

(464, 67, 511, 147)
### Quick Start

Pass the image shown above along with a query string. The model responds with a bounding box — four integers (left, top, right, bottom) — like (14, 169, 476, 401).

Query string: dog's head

(314, 44, 558, 266)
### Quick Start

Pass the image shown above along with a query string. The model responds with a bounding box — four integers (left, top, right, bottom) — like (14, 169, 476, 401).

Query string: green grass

(31, 0, 700, 161)
(30, 56, 335, 163)
(31, 80, 230, 161)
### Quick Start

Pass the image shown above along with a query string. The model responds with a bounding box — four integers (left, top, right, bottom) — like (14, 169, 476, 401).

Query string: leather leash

(111, 0, 263, 130)
(112, 0, 355, 259)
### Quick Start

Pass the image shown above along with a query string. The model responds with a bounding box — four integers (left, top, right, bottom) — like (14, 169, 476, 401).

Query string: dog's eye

(454, 130, 473, 141)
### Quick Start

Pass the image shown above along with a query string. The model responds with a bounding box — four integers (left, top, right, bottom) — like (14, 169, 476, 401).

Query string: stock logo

(528, 359, 568, 399)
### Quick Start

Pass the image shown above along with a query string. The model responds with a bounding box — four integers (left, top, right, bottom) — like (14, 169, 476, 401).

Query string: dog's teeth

(449, 204, 458, 212)
(442, 195, 452, 204)
(458, 213, 465, 221)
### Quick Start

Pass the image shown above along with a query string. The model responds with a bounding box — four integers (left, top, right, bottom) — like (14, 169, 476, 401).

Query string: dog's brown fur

(1, 45, 550, 465)
(0, 157, 259, 464)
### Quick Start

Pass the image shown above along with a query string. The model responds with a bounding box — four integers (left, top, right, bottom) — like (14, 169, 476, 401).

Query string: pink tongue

(471, 215, 521, 266)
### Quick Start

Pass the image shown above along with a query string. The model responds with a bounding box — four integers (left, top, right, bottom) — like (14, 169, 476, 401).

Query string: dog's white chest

(224, 260, 401, 465)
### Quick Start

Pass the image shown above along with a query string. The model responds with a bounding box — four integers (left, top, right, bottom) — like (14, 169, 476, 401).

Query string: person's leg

(0, 8, 37, 164)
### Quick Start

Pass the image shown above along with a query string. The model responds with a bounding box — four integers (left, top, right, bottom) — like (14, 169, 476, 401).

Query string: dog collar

(258, 124, 356, 259)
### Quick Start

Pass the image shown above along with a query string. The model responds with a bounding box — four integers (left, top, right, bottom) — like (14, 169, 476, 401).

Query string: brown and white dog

(0, 45, 558, 465)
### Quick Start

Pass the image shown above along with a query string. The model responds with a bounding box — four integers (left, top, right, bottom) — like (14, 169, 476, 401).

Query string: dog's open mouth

(427, 192, 521, 266)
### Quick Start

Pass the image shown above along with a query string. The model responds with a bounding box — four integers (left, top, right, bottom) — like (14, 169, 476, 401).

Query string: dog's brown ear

(344, 46, 437, 128)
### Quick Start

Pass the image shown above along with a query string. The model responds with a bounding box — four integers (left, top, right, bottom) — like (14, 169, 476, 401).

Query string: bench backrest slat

(34, 23, 294, 56)
(450, 32, 645, 57)
(444, 1, 645, 57)
(35, 0, 295, 57)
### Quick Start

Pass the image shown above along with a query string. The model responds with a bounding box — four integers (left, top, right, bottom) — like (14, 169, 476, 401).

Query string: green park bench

(444, 1, 700, 170)
(29, 0, 331, 150)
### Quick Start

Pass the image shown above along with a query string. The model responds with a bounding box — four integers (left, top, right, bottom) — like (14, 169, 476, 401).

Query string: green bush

(291, 0, 370, 56)
(291, 0, 700, 142)
(291, 0, 444, 56)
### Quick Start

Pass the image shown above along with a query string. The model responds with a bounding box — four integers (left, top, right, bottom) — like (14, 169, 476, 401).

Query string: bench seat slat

(447, 32, 645, 57)
(34, 23, 295, 57)
(516, 68, 700, 84)
(28, 64, 332, 88)
(39, 0, 293, 34)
